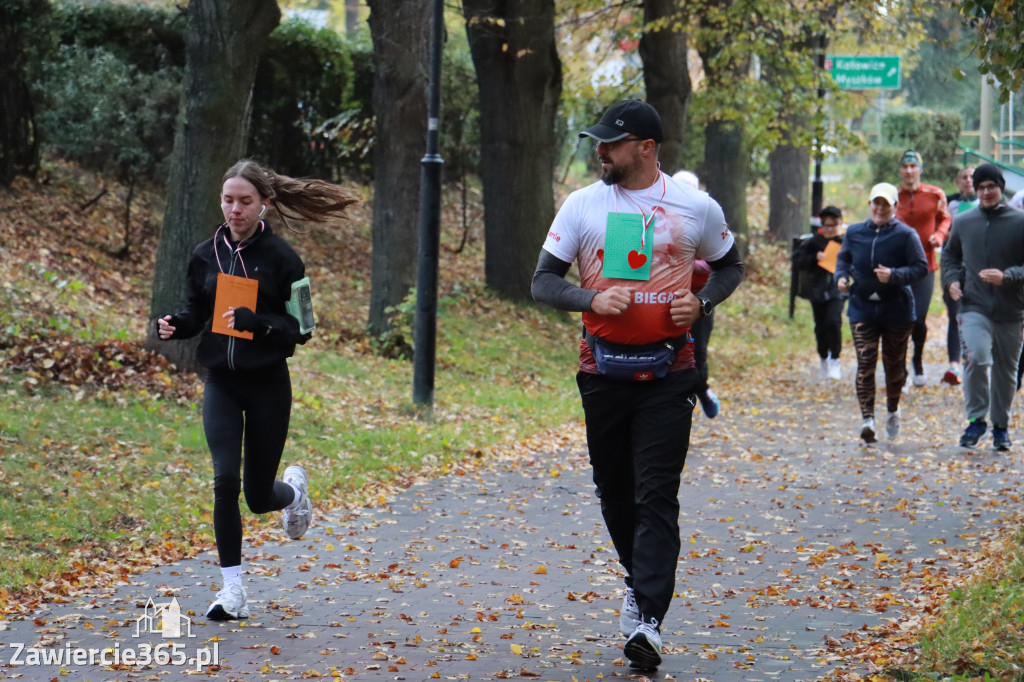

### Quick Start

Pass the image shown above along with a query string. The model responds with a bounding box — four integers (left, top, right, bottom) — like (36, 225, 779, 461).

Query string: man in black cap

(531, 99, 744, 669)
(941, 163, 1024, 451)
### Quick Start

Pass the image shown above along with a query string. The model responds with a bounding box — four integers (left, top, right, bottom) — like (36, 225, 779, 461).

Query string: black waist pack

(583, 328, 690, 382)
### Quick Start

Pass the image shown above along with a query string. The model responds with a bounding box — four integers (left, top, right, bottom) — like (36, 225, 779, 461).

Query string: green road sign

(826, 55, 901, 90)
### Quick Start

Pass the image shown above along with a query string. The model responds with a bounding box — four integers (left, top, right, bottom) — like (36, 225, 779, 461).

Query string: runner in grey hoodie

(940, 163, 1024, 450)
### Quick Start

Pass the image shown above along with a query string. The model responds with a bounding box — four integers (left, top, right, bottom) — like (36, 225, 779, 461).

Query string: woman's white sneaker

(281, 465, 313, 539)
(860, 417, 877, 443)
(886, 408, 901, 440)
(207, 583, 250, 621)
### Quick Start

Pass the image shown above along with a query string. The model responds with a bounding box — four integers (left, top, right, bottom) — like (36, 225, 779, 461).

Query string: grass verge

(902, 527, 1024, 680)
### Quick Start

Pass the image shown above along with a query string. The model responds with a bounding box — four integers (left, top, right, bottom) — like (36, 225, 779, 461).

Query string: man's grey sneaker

(993, 427, 1011, 451)
(624, 618, 662, 670)
(619, 587, 640, 637)
(860, 417, 876, 444)
(886, 408, 901, 440)
(207, 582, 249, 621)
(282, 465, 313, 540)
(912, 372, 927, 387)
(959, 420, 987, 448)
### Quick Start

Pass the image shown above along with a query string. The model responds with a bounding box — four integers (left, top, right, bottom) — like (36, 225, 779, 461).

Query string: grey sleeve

(530, 249, 597, 312)
(698, 243, 745, 306)
(940, 227, 964, 292)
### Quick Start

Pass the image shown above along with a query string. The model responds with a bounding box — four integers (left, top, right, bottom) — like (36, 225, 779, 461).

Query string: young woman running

(157, 159, 357, 620)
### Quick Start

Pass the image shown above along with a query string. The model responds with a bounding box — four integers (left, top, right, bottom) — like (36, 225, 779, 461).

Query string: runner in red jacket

(895, 149, 951, 387)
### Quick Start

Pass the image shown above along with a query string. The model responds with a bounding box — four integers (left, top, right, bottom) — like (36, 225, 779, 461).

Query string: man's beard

(600, 158, 627, 186)
(600, 165, 622, 186)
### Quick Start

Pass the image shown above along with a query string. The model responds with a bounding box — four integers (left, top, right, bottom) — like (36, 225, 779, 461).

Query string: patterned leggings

(851, 321, 913, 418)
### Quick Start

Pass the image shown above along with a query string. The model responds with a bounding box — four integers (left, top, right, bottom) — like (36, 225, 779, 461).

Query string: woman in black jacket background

(157, 159, 357, 621)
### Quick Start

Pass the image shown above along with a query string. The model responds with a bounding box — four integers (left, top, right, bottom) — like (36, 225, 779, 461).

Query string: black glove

(232, 307, 266, 333)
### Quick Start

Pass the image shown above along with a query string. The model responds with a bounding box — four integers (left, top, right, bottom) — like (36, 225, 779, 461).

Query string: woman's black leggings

(203, 362, 296, 568)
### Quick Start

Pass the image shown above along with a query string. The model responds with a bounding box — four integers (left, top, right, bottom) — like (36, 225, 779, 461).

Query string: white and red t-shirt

(543, 172, 734, 372)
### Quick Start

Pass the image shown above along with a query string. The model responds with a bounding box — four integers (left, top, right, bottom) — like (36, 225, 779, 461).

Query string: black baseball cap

(579, 100, 664, 143)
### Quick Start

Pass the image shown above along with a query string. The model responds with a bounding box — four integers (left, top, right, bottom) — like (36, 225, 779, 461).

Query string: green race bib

(602, 212, 653, 281)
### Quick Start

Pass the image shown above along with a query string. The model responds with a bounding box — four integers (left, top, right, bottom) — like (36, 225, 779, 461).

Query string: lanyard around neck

(213, 222, 262, 278)
(614, 172, 666, 250)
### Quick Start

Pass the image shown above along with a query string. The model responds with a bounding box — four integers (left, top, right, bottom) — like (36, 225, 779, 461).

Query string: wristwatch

(699, 296, 714, 317)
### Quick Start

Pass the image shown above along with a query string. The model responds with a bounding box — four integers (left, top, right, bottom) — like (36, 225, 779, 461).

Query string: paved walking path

(2, 360, 1021, 681)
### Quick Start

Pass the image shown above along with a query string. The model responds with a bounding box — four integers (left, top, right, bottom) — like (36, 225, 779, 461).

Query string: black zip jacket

(792, 232, 842, 303)
(166, 222, 311, 371)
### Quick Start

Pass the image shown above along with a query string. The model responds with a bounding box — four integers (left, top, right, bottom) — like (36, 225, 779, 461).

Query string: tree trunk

(365, 0, 430, 339)
(696, 3, 750, 254)
(768, 141, 810, 241)
(463, 0, 562, 301)
(145, 0, 280, 373)
(703, 120, 748, 253)
(765, 27, 816, 242)
(639, 0, 691, 175)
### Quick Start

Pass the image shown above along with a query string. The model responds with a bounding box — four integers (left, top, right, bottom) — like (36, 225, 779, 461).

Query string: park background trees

(3, 0, 1024, 368)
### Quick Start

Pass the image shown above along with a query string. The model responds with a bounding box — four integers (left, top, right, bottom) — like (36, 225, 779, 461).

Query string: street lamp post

(811, 32, 827, 219)
(412, 0, 444, 410)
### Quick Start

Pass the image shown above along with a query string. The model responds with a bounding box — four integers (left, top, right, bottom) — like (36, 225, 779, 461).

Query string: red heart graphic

(628, 250, 647, 269)
(597, 249, 604, 263)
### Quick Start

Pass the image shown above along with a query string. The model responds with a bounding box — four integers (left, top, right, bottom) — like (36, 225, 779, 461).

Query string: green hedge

(868, 109, 962, 187)
(29, 5, 484, 186)
(52, 2, 185, 71)
(34, 44, 180, 185)
(249, 20, 361, 181)
(39, 6, 373, 183)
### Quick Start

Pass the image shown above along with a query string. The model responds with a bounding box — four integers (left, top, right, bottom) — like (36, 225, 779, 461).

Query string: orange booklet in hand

(817, 240, 841, 274)
(212, 273, 258, 339)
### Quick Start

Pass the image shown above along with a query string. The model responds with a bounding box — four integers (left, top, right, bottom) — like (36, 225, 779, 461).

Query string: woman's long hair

(223, 159, 358, 224)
